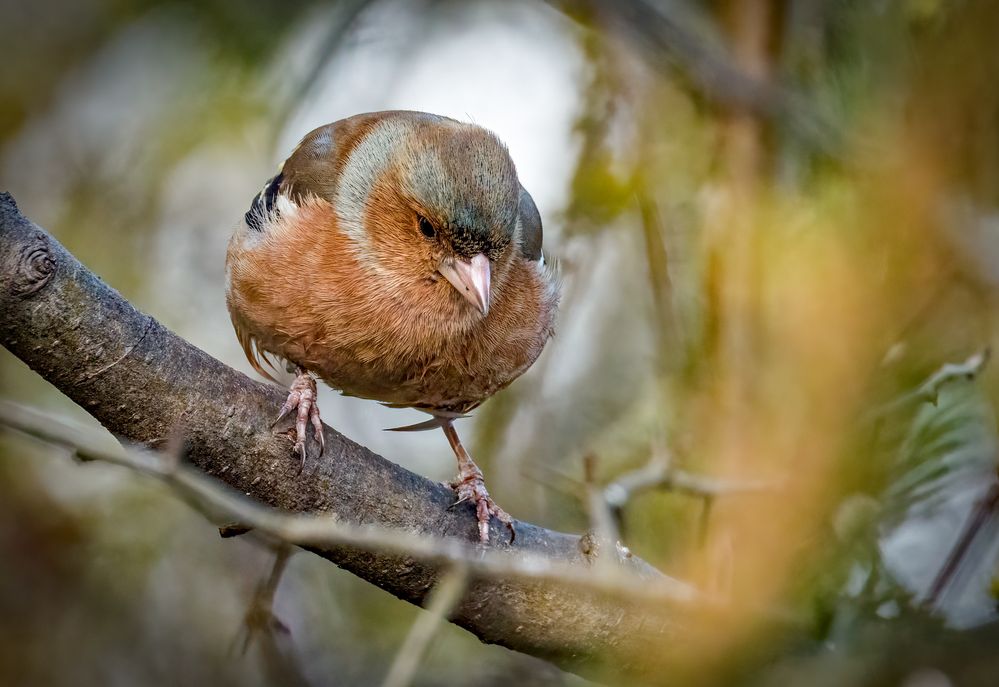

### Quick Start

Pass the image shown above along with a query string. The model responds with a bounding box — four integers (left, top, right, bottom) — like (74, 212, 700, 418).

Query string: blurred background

(4, 0, 999, 685)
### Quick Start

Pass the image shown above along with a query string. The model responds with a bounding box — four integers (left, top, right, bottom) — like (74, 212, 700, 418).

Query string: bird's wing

(279, 123, 340, 205)
(280, 112, 444, 207)
(242, 124, 339, 235)
(244, 171, 284, 231)
(244, 112, 439, 230)
(518, 186, 543, 262)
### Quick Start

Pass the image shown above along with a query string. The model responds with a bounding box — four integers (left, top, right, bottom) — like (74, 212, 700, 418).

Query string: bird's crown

(393, 115, 520, 260)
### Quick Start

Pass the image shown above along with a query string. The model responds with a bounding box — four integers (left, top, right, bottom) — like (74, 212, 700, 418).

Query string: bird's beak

(439, 253, 491, 316)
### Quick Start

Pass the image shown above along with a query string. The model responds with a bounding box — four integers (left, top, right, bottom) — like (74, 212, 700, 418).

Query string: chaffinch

(225, 110, 559, 542)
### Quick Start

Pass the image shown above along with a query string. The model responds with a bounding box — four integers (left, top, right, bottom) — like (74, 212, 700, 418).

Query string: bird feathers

(225, 111, 559, 414)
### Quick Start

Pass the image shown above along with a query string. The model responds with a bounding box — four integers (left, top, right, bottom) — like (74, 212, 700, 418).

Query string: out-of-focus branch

(924, 480, 999, 610)
(871, 349, 991, 418)
(582, 453, 632, 566)
(0, 192, 697, 681)
(381, 565, 469, 687)
(910, 349, 991, 405)
(234, 546, 314, 687)
(603, 452, 776, 513)
(0, 400, 698, 607)
(557, 0, 839, 152)
(637, 191, 680, 366)
(237, 546, 294, 655)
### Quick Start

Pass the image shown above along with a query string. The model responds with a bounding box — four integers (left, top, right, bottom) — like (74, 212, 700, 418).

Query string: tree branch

(0, 192, 689, 682)
(0, 399, 699, 607)
(871, 349, 991, 417)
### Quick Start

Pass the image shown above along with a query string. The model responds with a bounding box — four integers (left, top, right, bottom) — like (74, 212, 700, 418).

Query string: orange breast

(226, 199, 557, 412)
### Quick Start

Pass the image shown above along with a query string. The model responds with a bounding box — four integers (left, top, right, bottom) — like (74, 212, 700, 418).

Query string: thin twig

(871, 349, 991, 418)
(243, 546, 315, 687)
(235, 545, 295, 655)
(583, 453, 620, 547)
(636, 190, 679, 363)
(581, 454, 634, 568)
(568, 0, 841, 155)
(0, 401, 701, 608)
(604, 453, 776, 511)
(380, 565, 469, 687)
(924, 480, 999, 610)
(609, 445, 773, 542)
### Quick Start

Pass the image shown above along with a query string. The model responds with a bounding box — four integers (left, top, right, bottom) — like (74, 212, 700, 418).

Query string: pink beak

(439, 253, 491, 316)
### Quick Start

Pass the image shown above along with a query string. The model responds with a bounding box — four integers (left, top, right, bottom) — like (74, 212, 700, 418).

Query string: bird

(225, 110, 559, 543)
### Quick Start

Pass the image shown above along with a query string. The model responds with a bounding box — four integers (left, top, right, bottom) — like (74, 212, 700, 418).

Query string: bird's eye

(417, 215, 437, 239)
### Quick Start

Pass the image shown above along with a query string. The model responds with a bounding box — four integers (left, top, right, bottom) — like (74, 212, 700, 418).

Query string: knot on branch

(12, 234, 55, 297)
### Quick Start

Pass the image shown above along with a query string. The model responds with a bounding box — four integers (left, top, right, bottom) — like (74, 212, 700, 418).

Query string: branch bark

(0, 192, 685, 682)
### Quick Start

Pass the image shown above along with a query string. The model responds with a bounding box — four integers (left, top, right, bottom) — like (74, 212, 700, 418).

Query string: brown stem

(925, 480, 999, 609)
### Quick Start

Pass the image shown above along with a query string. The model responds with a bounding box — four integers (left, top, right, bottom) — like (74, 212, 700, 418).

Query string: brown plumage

(226, 111, 559, 542)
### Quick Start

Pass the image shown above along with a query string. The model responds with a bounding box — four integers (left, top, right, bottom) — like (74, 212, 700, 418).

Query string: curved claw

(452, 474, 516, 544)
(293, 440, 306, 473)
(275, 369, 325, 469)
(272, 392, 300, 428)
(311, 409, 325, 457)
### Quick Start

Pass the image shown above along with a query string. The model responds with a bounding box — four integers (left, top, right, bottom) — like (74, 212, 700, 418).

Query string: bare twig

(583, 453, 621, 549)
(241, 547, 314, 687)
(236, 545, 294, 655)
(527, 443, 773, 547)
(637, 189, 678, 360)
(924, 480, 999, 610)
(580, 454, 635, 570)
(604, 452, 776, 512)
(381, 565, 469, 687)
(871, 349, 991, 418)
(561, 0, 840, 154)
(0, 401, 700, 607)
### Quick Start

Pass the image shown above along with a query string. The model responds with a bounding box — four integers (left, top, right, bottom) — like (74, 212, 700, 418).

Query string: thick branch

(0, 193, 686, 682)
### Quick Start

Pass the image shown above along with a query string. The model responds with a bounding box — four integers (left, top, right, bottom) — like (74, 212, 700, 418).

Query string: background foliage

(3, 0, 999, 685)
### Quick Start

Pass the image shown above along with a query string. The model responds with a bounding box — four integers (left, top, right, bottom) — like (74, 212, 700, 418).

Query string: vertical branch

(242, 547, 315, 687)
(380, 566, 470, 687)
(583, 453, 622, 550)
(711, 0, 780, 408)
(637, 190, 681, 377)
(699, 0, 780, 382)
(720, 0, 782, 190)
(237, 546, 294, 655)
(696, 0, 780, 588)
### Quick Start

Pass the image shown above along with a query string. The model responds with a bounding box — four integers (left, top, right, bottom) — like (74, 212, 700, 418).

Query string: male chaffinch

(225, 110, 560, 542)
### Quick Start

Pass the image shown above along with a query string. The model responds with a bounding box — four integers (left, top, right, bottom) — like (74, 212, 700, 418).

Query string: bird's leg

(273, 367, 324, 469)
(441, 420, 514, 544)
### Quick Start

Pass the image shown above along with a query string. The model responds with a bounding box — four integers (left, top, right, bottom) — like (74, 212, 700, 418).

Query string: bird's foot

(273, 369, 324, 469)
(450, 465, 515, 544)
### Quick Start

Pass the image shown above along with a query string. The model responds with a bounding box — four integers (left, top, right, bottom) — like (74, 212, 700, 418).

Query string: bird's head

(397, 123, 520, 317)
(355, 115, 522, 318)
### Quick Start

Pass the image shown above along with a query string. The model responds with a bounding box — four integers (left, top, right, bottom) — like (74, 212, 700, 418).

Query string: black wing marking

(244, 171, 285, 231)
(518, 186, 543, 261)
